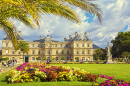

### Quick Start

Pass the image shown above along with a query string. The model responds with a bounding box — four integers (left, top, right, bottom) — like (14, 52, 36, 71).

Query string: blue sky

(0, 0, 130, 48)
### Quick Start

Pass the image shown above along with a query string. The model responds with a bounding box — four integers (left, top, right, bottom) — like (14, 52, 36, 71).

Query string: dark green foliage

(36, 57, 41, 60)
(111, 31, 130, 57)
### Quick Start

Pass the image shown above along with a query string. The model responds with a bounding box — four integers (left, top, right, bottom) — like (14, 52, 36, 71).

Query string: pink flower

(106, 80, 110, 83)
(101, 75, 105, 78)
(118, 83, 123, 86)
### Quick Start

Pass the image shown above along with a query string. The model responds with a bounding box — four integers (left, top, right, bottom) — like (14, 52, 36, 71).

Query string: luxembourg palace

(2, 31, 94, 62)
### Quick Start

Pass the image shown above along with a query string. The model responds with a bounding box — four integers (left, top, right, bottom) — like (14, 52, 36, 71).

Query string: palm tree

(0, 0, 102, 50)
(0, 1, 35, 50)
(94, 48, 103, 61)
(18, 41, 29, 63)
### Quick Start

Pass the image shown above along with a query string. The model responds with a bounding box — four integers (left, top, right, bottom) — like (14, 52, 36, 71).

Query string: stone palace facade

(2, 31, 93, 62)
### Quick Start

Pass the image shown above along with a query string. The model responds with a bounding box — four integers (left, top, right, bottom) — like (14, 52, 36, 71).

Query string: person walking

(12, 60, 15, 66)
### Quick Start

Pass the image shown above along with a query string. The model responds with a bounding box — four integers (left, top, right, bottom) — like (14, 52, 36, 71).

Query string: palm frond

(41, 2, 80, 23)
(0, 20, 19, 50)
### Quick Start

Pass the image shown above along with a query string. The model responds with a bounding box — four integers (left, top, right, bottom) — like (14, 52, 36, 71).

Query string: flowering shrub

(100, 79, 130, 86)
(101, 75, 106, 78)
(6, 63, 93, 83)
(47, 71, 58, 82)
(108, 76, 114, 80)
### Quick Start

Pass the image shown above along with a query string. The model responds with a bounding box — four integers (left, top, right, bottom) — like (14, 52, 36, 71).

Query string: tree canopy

(111, 31, 130, 57)
(0, 0, 102, 50)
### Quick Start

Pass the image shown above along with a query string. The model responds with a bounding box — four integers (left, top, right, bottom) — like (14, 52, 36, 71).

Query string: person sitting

(2, 62, 7, 67)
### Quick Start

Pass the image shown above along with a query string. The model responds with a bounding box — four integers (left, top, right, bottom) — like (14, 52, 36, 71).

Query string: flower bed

(5, 62, 130, 86)
(5, 62, 98, 83)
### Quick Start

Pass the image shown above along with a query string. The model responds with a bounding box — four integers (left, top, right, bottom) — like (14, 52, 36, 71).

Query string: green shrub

(0, 57, 9, 60)
(36, 57, 41, 60)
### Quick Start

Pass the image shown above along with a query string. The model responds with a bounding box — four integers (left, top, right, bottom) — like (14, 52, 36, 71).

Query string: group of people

(2, 59, 17, 67)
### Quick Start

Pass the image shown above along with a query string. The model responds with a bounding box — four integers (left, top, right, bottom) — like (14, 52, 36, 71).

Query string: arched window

(82, 57, 85, 61)
(67, 57, 70, 60)
(88, 57, 90, 61)
(56, 57, 58, 61)
(32, 57, 35, 60)
(12, 57, 15, 60)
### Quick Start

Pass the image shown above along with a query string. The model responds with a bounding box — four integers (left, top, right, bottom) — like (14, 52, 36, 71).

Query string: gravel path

(0, 63, 21, 75)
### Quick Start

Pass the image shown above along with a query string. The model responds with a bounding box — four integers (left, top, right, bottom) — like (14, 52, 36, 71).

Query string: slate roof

(66, 33, 91, 42)
(93, 44, 101, 49)
(33, 35, 59, 42)
(3, 33, 24, 40)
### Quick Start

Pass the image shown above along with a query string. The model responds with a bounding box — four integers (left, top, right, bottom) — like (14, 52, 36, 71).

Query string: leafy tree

(94, 48, 103, 61)
(18, 41, 29, 63)
(111, 31, 130, 57)
(122, 51, 130, 60)
(0, 0, 102, 50)
(61, 57, 65, 60)
(42, 58, 47, 61)
(52, 58, 56, 62)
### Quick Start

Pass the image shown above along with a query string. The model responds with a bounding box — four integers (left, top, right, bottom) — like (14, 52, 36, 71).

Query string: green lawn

(0, 64, 129, 86)
(49, 64, 130, 81)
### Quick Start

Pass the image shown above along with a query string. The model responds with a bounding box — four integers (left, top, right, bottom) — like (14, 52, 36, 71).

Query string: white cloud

(0, 0, 129, 48)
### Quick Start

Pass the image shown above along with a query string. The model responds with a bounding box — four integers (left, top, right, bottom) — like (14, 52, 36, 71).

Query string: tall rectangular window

(56, 50, 58, 54)
(88, 50, 89, 54)
(88, 44, 89, 47)
(67, 50, 69, 54)
(38, 44, 40, 47)
(32, 50, 35, 54)
(82, 43, 84, 47)
(82, 50, 84, 54)
(66, 44, 68, 47)
(38, 50, 40, 54)
(62, 50, 64, 54)
(55, 44, 57, 47)
(19, 50, 20, 54)
(6, 50, 8, 54)
(48, 50, 50, 54)
(12, 50, 14, 54)
(77, 51, 79, 54)
(32, 44, 34, 47)
(60, 44, 62, 47)
(6, 43, 8, 47)
(77, 44, 78, 47)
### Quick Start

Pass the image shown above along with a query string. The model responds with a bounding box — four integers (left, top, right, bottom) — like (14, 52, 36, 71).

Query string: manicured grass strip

(49, 64, 130, 81)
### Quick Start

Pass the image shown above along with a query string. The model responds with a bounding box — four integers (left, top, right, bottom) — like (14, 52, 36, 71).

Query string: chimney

(75, 32, 77, 37)
(39, 36, 41, 40)
(50, 36, 52, 40)
(84, 32, 87, 36)
(64, 38, 66, 41)
(69, 35, 71, 39)
(19, 31, 21, 37)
